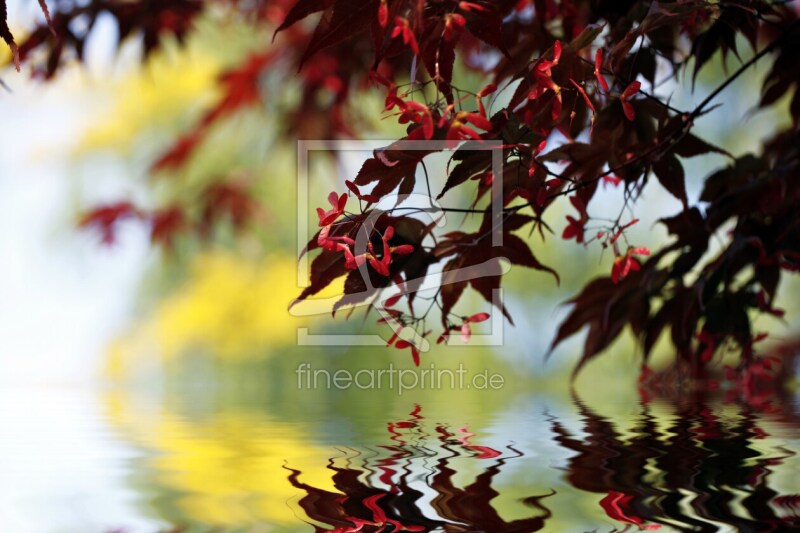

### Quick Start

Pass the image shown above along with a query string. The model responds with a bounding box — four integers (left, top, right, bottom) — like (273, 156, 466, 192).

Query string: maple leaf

(354, 144, 437, 200)
(594, 49, 609, 92)
(437, 212, 558, 324)
(273, 0, 330, 36)
(79, 202, 141, 245)
(460, 2, 510, 58)
(153, 51, 276, 172)
(562, 196, 588, 243)
(652, 154, 687, 207)
(150, 206, 186, 249)
(199, 182, 257, 235)
(288, 0, 380, 68)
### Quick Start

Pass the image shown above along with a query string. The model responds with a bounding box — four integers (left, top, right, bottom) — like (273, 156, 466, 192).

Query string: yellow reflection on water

(104, 387, 340, 528)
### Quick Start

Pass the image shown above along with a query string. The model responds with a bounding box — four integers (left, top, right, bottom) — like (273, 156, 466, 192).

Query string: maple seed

(620, 81, 641, 121)
(475, 82, 497, 117)
(529, 40, 563, 119)
(594, 49, 609, 92)
(377, 0, 388, 28)
(460, 312, 490, 343)
(391, 17, 419, 55)
(562, 196, 589, 243)
(459, 1, 487, 11)
(611, 246, 650, 284)
(345, 180, 378, 203)
(317, 191, 348, 226)
(444, 13, 466, 41)
(392, 330, 429, 367)
(570, 79, 595, 113)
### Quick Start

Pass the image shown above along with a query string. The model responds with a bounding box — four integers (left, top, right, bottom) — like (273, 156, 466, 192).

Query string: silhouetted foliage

(6, 0, 800, 377)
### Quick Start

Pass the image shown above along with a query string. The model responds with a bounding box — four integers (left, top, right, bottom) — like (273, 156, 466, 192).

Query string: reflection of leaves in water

(552, 395, 799, 532)
(285, 404, 555, 532)
(105, 387, 800, 532)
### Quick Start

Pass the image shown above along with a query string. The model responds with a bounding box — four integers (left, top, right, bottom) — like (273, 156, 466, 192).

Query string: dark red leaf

(652, 154, 688, 207)
(298, 0, 380, 68)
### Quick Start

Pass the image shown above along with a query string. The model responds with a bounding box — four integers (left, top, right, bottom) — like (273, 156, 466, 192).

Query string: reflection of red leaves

(465, 445, 502, 459)
(457, 425, 502, 459)
(334, 493, 426, 532)
(599, 491, 661, 529)
(362, 494, 389, 526)
(621, 81, 641, 121)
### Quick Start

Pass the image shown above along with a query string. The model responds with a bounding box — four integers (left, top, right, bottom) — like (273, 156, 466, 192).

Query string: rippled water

(1, 384, 799, 532)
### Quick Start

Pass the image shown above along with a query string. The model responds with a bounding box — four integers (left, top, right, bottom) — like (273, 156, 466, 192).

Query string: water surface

(2, 382, 798, 532)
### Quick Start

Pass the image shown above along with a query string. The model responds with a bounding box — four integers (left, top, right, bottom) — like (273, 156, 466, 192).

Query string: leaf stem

(690, 18, 800, 119)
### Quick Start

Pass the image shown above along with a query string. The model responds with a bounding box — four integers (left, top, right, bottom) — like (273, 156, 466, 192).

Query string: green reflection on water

(102, 352, 800, 533)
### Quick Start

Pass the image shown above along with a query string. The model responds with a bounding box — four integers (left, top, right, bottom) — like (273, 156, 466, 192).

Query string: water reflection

(283, 400, 800, 532)
(104, 388, 800, 532)
(285, 404, 554, 532)
(552, 396, 799, 532)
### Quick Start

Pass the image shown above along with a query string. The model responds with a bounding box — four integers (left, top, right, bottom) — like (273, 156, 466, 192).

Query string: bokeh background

(1, 1, 799, 531)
